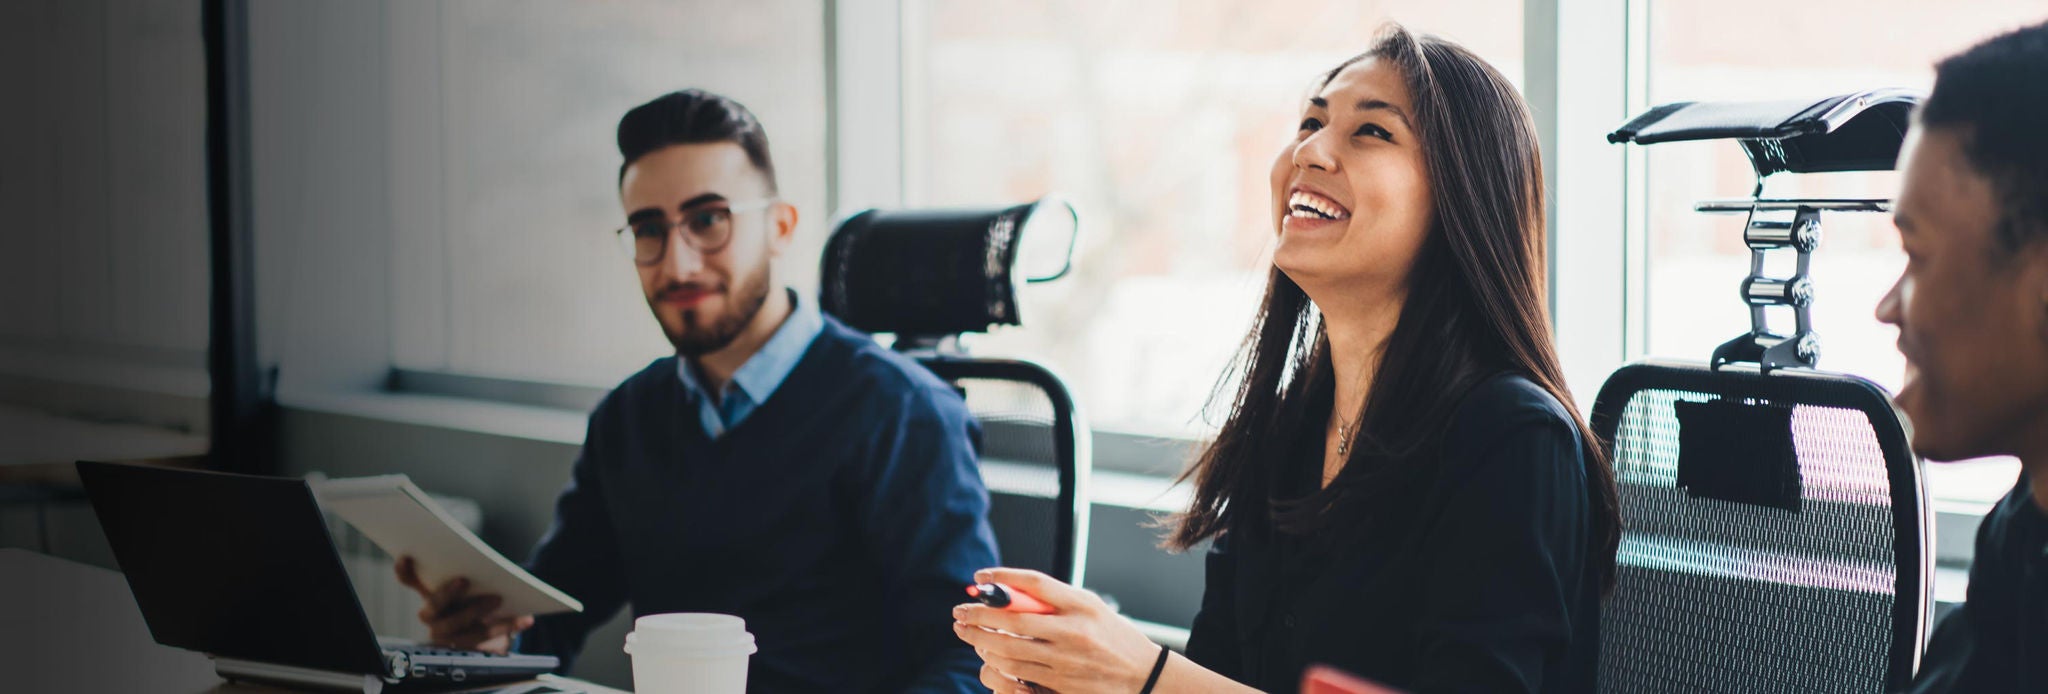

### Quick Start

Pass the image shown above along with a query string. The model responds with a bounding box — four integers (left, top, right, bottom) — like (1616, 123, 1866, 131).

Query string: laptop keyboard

(395, 644, 509, 658)
(385, 643, 554, 684)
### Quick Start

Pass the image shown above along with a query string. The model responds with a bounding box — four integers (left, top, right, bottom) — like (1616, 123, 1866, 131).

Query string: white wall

(0, 0, 210, 390)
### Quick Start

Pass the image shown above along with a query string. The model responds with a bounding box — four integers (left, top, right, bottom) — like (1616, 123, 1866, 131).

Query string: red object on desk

(1301, 664, 1406, 694)
(966, 582, 1056, 614)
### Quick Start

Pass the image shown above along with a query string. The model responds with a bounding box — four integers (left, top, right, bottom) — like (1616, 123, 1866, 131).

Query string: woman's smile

(1280, 185, 1354, 235)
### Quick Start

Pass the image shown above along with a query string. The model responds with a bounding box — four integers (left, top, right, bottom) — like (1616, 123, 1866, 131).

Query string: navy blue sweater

(518, 316, 999, 693)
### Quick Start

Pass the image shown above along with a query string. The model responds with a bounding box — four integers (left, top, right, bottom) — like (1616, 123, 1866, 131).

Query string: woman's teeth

(1288, 191, 1349, 221)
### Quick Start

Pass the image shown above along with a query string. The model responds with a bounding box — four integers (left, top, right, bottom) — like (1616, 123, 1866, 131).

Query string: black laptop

(77, 460, 562, 693)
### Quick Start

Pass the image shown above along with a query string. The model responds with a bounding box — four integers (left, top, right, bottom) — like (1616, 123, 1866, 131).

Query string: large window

(1638, 0, 2048, 503)
(384, 0, 830, 389)
(244, 0, 2048, 507)
(904, 0, 1522, 436)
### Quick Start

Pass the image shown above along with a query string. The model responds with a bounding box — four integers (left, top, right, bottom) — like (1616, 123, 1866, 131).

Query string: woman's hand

(953, 568, 1163, 694)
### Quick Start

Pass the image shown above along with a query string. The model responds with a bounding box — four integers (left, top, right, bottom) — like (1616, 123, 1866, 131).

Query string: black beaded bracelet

(1138, 644, 1171, 694)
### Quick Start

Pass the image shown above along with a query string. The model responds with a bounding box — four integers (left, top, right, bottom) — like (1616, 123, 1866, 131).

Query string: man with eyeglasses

(394, 89, 999, 693)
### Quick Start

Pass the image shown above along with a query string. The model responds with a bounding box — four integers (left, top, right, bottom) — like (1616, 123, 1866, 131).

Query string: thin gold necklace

(1333, 364, 1369, 461)
(1335, 409, 1359, 459)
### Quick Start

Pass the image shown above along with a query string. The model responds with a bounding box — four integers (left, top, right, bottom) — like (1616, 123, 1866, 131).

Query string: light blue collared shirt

(675, 288, 824, 439)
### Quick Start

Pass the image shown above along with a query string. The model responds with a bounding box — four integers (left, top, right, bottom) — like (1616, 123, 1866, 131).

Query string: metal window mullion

(1530, 0, 1633, 411)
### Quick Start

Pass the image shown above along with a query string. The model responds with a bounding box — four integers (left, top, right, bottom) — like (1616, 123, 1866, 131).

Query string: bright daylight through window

(904, 0, 1521, 437)
(1641, 0, 2048, 504)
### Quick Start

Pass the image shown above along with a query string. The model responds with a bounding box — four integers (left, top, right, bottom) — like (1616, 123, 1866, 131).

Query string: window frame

(317, 0, 1987, 574)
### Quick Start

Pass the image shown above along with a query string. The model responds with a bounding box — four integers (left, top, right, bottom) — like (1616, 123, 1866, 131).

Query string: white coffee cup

(622, 613, 758, 694)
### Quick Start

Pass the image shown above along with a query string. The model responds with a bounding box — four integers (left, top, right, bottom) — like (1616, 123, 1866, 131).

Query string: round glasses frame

(613, 197, 777, 266)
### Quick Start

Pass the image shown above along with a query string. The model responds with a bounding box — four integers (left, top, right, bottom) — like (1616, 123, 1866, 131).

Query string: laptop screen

(77, 461, 389, 676)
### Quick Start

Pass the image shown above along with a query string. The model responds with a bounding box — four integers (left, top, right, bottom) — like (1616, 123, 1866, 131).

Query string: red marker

(966, 582, 1055, 614)
(1302, 665, 1406, 694)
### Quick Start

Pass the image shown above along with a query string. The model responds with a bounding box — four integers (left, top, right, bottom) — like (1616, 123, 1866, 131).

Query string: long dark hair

(1165, 25, 1620, 589)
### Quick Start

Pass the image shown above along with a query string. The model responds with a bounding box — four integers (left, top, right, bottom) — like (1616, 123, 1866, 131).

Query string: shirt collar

(674, 288, 824, 406)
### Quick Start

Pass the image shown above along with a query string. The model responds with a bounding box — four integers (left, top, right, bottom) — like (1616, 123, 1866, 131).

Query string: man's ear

(767, 201, 799, 257)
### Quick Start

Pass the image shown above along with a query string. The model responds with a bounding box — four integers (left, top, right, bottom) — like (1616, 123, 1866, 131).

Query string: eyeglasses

(614, 198, 776, 266)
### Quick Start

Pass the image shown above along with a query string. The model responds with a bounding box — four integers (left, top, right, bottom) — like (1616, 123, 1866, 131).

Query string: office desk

(0, 404, 209, 470)
(0, 549, 627, 693)
(0, 405, 211, 553)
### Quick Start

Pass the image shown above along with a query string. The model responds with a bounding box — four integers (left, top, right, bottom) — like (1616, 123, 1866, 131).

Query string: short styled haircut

(616, 89, 777, 191)
(1920, 20, 2048, 251)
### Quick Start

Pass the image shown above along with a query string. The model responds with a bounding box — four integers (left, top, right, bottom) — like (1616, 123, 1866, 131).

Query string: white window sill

(277, 385, 1196, 512)
(280, 386, 589, 446)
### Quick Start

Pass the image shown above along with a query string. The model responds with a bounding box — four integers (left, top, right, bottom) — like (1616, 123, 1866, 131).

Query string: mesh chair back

(820, 200, 1089, 584)
(918, 357, 1091, 586)
(1591, 361, 1928, 693)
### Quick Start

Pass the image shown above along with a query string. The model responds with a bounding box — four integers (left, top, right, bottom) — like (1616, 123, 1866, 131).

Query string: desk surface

(0, 548, 626, 693)
(0, 404, 209, 471)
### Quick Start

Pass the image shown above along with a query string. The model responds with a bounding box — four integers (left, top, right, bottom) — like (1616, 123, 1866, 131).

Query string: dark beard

(662, 257, 773, 356)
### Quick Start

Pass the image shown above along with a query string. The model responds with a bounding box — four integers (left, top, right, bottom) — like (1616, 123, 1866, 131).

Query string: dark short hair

(1920, 20, 2048, 251)
(616, 89, 777, 191)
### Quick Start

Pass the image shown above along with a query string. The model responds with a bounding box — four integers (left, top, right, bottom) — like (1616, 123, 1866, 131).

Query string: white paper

(314, 474, 582, 617)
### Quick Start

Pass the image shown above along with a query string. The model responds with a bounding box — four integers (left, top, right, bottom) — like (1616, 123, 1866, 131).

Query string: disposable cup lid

(635, 613, 746, 633)
(625, 613, 757, 657)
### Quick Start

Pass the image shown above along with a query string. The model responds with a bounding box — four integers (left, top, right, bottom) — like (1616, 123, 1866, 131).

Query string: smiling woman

(905, 0, 1523, 438)
(955, 24, 1618, 694)
(1266, 66, 1432, 320)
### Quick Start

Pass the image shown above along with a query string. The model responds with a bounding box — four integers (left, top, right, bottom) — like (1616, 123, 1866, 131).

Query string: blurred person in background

(1880, 20, 2048, 694)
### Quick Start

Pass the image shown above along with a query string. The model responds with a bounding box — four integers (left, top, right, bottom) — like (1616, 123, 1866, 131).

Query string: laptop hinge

(214, 656, 389, 693)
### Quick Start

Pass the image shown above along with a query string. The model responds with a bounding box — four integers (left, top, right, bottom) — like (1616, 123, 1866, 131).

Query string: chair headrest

(820, 198, 1077, 339)
(1608, 88, 1920, 177)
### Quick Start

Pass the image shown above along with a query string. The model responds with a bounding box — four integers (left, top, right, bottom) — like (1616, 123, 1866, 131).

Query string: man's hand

(395, 555, 535, 654)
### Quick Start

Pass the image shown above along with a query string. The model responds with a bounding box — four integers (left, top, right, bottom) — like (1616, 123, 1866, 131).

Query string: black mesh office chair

(819, 198, 1092, 586)
(1597, 90, 1931, 693)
